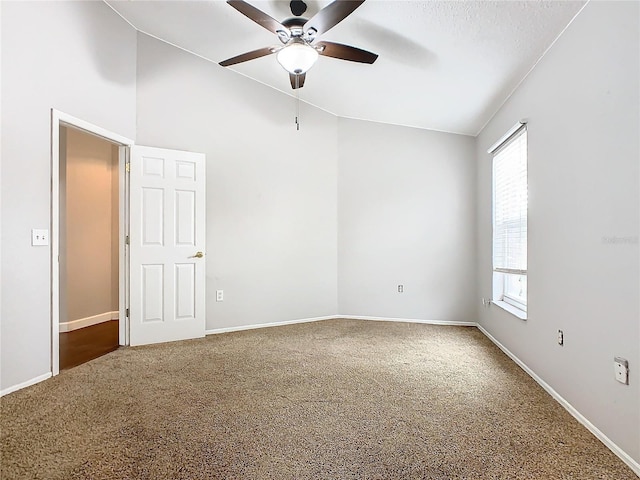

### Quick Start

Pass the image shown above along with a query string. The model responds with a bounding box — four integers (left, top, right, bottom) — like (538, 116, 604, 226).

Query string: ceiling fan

(219, 0, 378, 89)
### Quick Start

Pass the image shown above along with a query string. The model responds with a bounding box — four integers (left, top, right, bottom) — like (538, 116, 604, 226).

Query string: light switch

(32, 229, 49, 246)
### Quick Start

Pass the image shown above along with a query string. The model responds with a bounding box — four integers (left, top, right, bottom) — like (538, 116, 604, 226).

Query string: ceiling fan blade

(219, 47, 276, 67)
(316, 41, 378, 64)
(303, 0, 365, 37)
(289, 73, 306, 89)
(227, 0, 289, 36)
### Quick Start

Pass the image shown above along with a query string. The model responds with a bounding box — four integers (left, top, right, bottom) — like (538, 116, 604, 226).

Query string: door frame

(50, 109, 134, 376)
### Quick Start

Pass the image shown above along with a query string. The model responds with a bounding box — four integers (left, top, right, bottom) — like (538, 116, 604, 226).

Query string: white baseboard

(205, 315, 476, 336)
(1, 372, 52, 397)
(205, 315, 340, 335)
(59, 311, 119, 333)
(476, 324, 640, 477)
(340, 315, 477, 327)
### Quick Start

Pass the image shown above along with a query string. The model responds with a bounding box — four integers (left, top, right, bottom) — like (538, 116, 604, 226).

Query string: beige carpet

(1, 319, 636, 479)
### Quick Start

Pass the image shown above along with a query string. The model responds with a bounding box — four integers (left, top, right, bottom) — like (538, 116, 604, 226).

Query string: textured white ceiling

(106, 0, 585, 135)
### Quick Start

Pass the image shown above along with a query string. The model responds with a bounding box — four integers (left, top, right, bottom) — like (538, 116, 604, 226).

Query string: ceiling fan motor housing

(281, 17, 311, 41)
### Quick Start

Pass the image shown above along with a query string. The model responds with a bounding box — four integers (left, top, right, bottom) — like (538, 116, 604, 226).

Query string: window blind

(493, 127, 527, 275)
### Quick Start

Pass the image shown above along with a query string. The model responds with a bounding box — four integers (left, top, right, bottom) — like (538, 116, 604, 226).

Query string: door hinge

(125, 162, 130, 173)
(125, 235, 130, 245)
(126, 308, 129, 318)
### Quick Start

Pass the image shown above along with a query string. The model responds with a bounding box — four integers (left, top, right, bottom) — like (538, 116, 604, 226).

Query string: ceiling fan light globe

(276, 43, 318, 75)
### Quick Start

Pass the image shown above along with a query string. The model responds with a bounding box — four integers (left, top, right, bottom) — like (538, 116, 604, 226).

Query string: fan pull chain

(295, 76, 300, 131)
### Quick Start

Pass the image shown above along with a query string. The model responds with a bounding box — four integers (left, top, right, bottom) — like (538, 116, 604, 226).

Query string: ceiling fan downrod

(295, 75, 301, 131)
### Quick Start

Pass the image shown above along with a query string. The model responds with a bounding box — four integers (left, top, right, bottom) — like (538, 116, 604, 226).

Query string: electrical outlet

(482, 298, 492, 307)
(557, 330, 564, 346)
(31, 229, 49, 246)
(614, 357, 629, 385)
(216, 290, 224, 302)
(398, 285, 404, 293)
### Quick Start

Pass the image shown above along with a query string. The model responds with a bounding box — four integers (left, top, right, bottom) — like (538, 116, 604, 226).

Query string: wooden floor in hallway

(60, 320, 119, 370)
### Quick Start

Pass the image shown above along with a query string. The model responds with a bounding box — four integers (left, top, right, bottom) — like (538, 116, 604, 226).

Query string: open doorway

(58, 126, 121, 370)
(51, 109, 134, 376)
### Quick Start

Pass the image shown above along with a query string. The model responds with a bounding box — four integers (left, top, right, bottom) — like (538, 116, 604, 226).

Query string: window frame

(503, 279, 527, 310)
(490, 123, 528, 319)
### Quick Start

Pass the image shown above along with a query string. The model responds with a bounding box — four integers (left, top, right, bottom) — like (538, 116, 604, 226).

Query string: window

(491, 124, 527, 318)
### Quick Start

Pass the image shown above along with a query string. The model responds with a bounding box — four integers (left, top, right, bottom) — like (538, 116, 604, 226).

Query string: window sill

(493, 300, 527, 320)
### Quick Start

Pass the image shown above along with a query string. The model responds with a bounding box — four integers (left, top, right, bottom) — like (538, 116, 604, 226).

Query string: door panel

(142, 264, 164, 323)
(175, 263, 196, 319)
(175, 190, 195, 245)
(129, 146, 205, 346)
(142, 188, 164, 245)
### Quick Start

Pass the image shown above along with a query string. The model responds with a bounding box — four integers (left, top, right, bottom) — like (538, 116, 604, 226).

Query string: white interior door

(129, 146, 206, 346)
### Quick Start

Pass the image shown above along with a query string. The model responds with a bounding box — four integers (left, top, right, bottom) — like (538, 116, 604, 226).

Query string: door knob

(193, 251, 204, 258)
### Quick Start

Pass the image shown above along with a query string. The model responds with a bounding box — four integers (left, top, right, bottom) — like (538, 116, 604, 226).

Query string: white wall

(476, 0, 639, 465)
(135, 34, 339, 330)
(0, 1, 136, 391)
(338, 118, 476, 321)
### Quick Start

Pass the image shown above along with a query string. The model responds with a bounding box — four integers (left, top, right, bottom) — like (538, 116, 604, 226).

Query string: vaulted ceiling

(106, 0, 585, 136)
